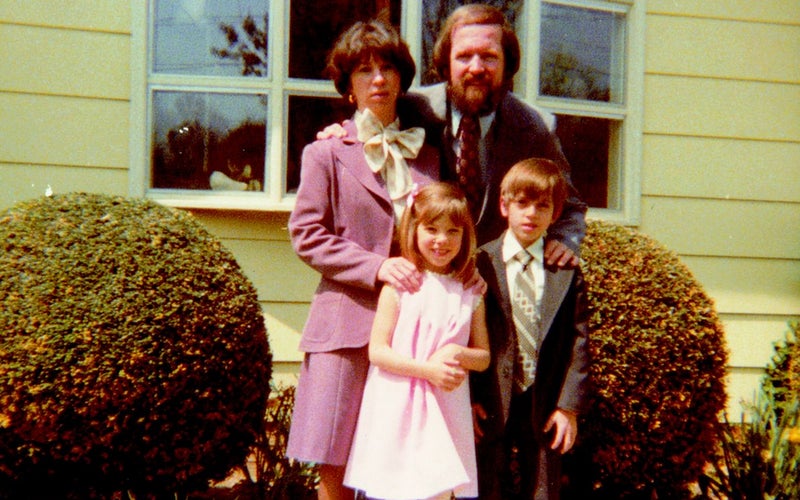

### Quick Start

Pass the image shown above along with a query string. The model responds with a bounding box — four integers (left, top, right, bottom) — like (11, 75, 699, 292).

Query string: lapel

(484, 93, 517, 186)
(540, 266, 574, 336)
(486, 232, 574, 338)
(483, 236, 513, 325)
(336, 120, 392, 208)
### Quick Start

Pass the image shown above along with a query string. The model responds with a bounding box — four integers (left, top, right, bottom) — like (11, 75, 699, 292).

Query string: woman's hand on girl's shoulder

(377, 257, 422, 293)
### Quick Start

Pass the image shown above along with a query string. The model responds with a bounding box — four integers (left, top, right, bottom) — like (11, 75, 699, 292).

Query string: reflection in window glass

(540, 3, 625, 103)
(151, 91, 267, 191)
(289, 0, 401, 79)
(420, 0, 522, 84)
(286, 96, 354, 193)
(555, 114, 616, 209)
(153, 0, 269, 77)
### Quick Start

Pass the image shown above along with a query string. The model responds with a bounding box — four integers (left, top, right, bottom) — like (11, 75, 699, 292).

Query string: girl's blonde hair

(399, 182, 476, 283)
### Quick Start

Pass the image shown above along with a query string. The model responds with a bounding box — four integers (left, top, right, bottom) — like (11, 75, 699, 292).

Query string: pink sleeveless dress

(344, 271, 481, 499)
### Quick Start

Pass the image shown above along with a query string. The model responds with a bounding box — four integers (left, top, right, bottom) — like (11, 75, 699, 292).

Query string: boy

(473, 157, 590, 500)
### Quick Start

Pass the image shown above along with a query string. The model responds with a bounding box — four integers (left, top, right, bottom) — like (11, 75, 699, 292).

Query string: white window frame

(517, 0, 645, 224)
(129, 0, 644, 223)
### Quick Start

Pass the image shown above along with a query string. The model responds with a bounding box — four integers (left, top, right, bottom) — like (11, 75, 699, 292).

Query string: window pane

(153, 0, 269, 77)
(555, 114, 614, 209)
(286, 96, 353, 194)
(289, 0, 401, 80)
(540, 3, 625, 103)
(151, 91, 267, 191)
(420, 0, 523, 85)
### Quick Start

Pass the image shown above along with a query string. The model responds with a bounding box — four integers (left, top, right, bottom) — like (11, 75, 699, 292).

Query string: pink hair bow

(406, 183, 420, 209)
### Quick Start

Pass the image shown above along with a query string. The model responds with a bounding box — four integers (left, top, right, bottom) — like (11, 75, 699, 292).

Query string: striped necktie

(512, 249, 540, 392)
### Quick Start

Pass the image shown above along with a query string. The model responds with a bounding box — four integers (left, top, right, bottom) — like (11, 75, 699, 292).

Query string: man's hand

(544, 239, 579, 269)
(464, 267, 487, 295)
(316, 122, 348, 140)
(544, 408, 578, 454)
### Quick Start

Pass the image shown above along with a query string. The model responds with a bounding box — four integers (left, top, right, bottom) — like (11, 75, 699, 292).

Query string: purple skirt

(286, 346, 369, 466)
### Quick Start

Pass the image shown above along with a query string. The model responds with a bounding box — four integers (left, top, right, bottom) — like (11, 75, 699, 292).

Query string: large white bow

(355, 109, 425, 214)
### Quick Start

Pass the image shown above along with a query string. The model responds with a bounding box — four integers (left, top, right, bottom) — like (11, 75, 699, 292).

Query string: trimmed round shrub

(0, 193, 272, 497)
(567, 220, 728, 498)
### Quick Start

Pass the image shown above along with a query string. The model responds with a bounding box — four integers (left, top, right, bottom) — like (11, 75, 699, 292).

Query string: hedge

(0, 193, 272, 498)
(566, 220, 729, 498)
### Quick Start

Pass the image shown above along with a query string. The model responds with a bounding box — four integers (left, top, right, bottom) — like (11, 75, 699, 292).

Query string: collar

(451, 108, 495, 140)
(501, 230, 545, 265)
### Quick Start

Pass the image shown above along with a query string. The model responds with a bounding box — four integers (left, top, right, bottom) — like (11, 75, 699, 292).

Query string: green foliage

(0, 193, 272, 497)
(764, 322, 800, 415)
(570, 220, 728, 498)
(247, 384, 317, 499)
(189, 385, 317, 499)
(701, 398, 799, 500)
(208, 385, 318, 499)
(700, 323, 800, 500)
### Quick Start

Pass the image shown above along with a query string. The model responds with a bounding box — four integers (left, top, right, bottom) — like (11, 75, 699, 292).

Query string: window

(130, 0, 643, 221)
(130, 0, 400, 210)
(533, 0, 642, 220)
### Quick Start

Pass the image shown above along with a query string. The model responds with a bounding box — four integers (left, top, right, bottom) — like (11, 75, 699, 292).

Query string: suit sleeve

(556, 269, 591, 414)
(289, 140, 386, 291)
(540, 125, 588, 256)
(470, 249, 495, 408)
(509, 97, 587, 255)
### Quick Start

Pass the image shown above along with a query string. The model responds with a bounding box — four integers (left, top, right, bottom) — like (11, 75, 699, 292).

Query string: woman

(286, 20, 440, 500)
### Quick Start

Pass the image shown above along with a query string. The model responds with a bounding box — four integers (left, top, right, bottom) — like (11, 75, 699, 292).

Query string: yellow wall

(1, 0, 798, 409)
(643, 0, 800, 412)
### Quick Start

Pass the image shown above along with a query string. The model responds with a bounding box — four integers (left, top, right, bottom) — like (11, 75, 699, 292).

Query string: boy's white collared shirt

(502, 231, 545, 315)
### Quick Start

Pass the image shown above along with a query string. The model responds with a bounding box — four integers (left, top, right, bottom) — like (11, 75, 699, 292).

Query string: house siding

(643, 0, 800, 413)
(1, 0, 798, 410)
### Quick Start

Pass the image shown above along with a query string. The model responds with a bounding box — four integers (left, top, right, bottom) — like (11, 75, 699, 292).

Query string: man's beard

(448, 76, 507, 116)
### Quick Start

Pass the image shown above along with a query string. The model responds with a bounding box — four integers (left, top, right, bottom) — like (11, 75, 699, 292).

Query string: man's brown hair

(431, 4, 520, 85)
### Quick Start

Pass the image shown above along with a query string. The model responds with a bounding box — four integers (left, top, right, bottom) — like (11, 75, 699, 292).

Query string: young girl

(344, 182, 491, 500)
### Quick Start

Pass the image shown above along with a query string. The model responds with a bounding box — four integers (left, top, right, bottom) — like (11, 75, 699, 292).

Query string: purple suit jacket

(289, 120, 439, 352)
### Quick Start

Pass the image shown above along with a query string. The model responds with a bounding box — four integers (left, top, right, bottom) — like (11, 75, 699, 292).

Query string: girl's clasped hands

(426, 343, 468, 391)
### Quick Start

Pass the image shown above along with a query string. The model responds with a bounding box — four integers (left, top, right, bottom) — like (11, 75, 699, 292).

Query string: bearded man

(416, 4, 586, 264)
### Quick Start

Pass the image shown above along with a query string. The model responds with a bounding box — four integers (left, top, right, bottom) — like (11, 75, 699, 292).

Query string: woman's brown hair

(326, 19, 416, 97)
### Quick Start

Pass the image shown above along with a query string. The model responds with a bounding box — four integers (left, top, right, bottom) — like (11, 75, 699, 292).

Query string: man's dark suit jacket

(409, 83, 588, 247)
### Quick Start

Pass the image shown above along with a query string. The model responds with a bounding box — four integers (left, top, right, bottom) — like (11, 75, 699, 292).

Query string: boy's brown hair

(399, 182, 476, 283)
(500, 157, 567, 219)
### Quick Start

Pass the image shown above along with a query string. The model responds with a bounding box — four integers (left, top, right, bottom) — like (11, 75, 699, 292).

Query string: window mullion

(537, 98, 627, 121)
(267, 0, 287, 201)
(402, 0, 424, 88)
(522, 1, 542, 101)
